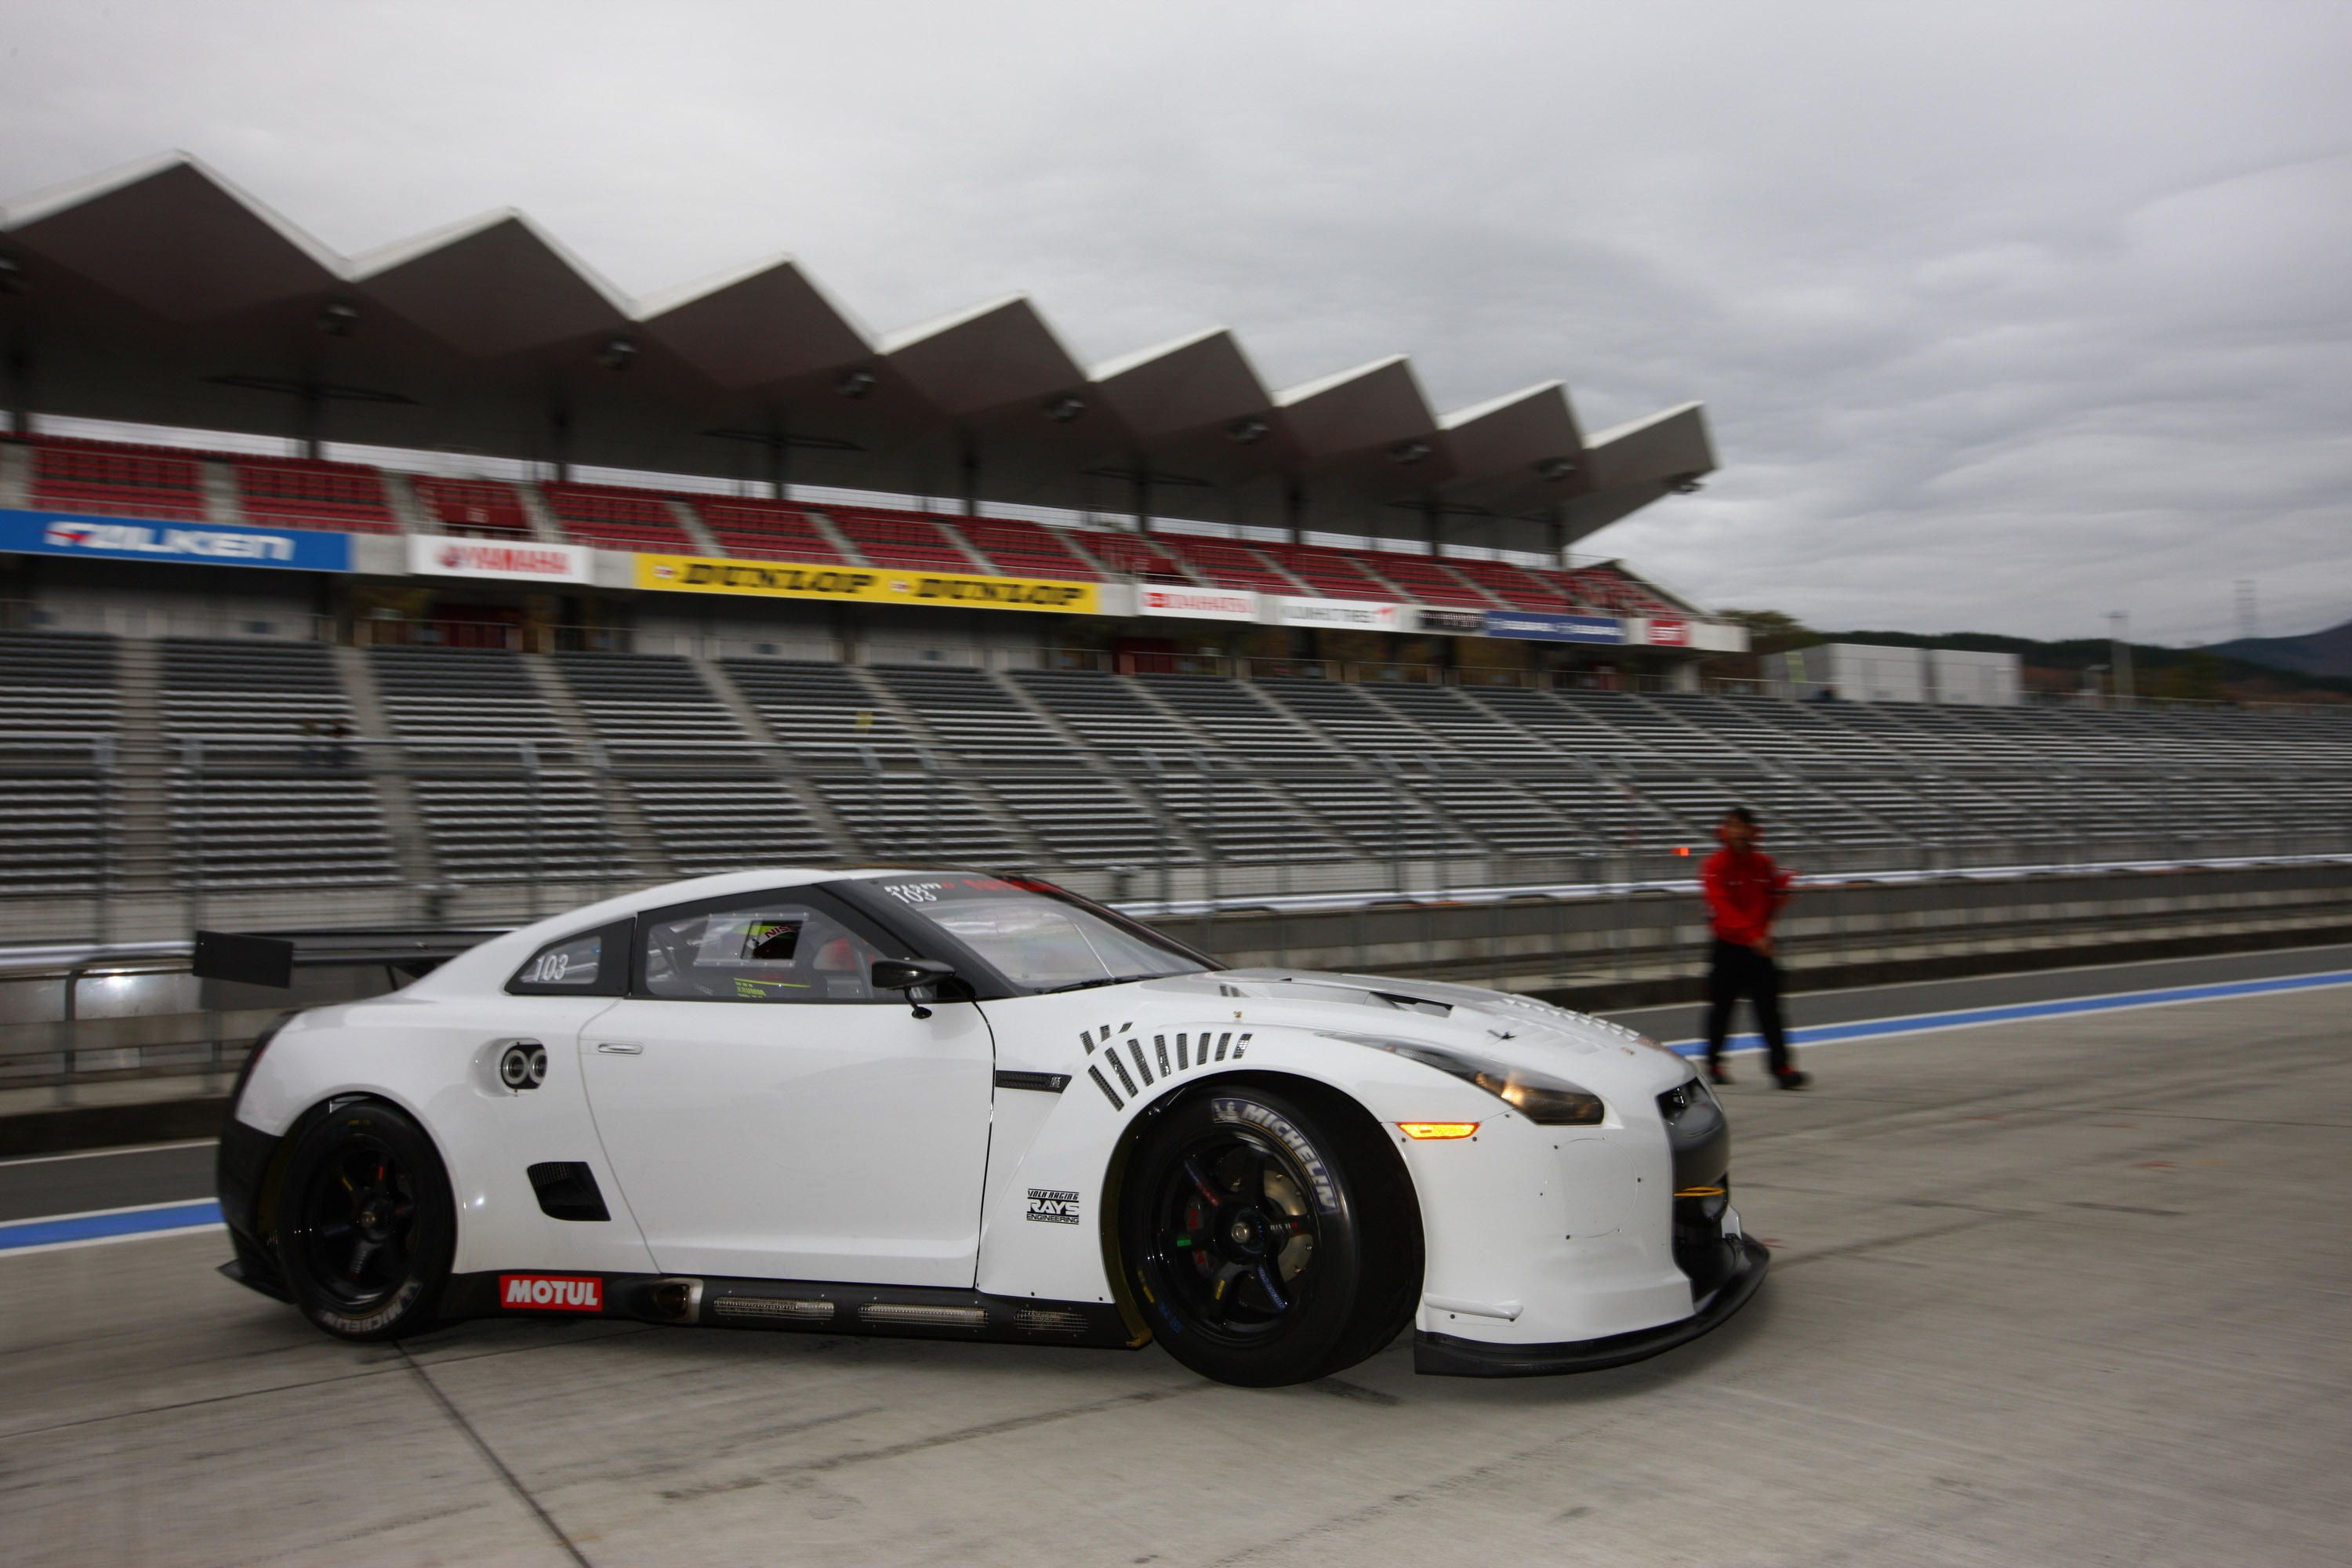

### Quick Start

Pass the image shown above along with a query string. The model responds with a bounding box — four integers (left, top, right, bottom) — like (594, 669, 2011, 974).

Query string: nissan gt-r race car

(216, 868, 1766, 1387)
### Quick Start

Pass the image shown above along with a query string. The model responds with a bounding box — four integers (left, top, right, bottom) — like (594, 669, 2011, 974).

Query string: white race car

(216, 869, 1765, 1386)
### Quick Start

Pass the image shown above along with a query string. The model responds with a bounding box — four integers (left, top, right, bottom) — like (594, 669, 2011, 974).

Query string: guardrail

(5, 858, 2345, 1102)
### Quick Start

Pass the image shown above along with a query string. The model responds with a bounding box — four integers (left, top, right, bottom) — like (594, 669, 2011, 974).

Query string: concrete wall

(1769, 643, 2020, 705)
(628, 598, 1053, 668)
(24, 560, 321, 640)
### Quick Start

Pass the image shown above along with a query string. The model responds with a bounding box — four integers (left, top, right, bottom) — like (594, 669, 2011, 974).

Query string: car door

(578, 886, 996, 1287)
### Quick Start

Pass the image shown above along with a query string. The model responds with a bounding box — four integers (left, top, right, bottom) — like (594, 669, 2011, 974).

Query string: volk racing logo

(499, 1273, 604, 1311)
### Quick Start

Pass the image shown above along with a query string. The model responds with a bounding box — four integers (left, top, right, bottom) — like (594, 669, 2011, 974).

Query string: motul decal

(499, 1273, 604, 1311)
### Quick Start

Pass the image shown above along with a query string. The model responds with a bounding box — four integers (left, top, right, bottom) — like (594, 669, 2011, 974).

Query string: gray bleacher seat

(162, 638, 398, 889)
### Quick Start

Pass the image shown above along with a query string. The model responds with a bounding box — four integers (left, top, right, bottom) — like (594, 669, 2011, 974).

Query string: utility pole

(2234, 580, 2259, 641)
(2107, 612, 2133, 704)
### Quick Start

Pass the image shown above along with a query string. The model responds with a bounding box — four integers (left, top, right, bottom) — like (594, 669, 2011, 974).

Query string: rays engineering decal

(1025, 1189, 1081, 1224)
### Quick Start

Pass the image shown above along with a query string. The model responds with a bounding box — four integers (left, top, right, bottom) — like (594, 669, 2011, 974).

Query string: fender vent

(713, 1296, 834, 1321)
(525, 1161, 610, 1222)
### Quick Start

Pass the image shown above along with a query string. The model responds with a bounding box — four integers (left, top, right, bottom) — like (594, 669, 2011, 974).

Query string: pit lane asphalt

(5, 961, 2348, 1564)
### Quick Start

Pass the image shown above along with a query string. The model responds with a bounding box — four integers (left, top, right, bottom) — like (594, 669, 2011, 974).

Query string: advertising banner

(0, 508, 353, 572)
(1413, 608, 1488, 635)
(1640, 616, 1690, 646)
(410, 534, 593, 584)
(633, 554, 1099, 615)
(1273, 596, 1402, 631)
(1136, 584, 1260, 622)
(1483, 609, 1624, 644)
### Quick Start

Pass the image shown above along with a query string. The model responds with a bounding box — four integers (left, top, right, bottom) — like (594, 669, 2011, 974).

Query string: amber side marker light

(1675, 1185, 1726, 1198)
(1398, 1122, 1480, 1140)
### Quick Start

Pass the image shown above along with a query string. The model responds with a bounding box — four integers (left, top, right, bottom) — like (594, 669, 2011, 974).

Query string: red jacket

(1702, 848, 1791, 946)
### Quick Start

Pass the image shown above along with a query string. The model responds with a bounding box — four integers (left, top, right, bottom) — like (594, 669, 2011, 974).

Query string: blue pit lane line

(0, 1199, 222, 1253)
(3, 971, 2346, 1250)
(1673, 968, 2352, 1055)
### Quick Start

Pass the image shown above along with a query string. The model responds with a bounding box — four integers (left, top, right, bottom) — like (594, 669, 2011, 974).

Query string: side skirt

(438, 1270, 1148, 1352)
(1414, 1236, 1769, 1377)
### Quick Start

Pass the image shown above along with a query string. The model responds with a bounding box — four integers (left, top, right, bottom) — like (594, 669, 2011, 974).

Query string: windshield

(848, 873, 1215, 993)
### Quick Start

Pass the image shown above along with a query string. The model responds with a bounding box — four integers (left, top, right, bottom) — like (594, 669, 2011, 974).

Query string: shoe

(1775, 1069, 1810, 1091)
(1708, 1065, 1733, 1087)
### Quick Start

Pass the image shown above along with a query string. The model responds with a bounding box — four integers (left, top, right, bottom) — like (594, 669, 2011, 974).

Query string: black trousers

(1705, 938, 1791, 1073)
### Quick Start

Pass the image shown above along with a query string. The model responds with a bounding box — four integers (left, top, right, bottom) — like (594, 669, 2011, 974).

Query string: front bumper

(1414, 1235, 1769, 1377)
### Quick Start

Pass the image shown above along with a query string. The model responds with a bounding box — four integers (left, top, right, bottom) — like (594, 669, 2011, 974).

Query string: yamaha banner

(0, 508, 354, 572)
(1483, 610, 1624, 644)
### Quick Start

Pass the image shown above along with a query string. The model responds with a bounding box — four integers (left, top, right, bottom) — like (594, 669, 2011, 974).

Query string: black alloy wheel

(275, 1101, 455, 1341)
(1122, 1083, 1421, 1388)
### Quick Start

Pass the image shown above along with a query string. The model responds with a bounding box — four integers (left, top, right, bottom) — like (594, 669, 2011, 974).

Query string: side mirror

(871, 958, 956, 1018)
(871, 959, 956, 992)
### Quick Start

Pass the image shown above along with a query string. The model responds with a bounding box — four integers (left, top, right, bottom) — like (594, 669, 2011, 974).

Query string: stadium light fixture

(1225, 416, 1270, 445)
(1668, 472, 1705, 494)
(1388, 440, 1432, 465)
(597, 336, 636, 371)
(318, 302, 358, 337)
(0, 255, 23, 295)
(837, 368, 877, 398)
(1534, 456, 1577, 482)
(1044, 394, 1087, 423)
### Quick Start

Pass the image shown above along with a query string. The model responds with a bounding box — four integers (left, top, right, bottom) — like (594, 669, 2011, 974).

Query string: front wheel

(1120, 1083, 1421, 1387)
(274, 1101, 456, 1341)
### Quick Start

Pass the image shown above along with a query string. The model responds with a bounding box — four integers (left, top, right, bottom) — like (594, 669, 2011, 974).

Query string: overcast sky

(5, 1, 2347, 643)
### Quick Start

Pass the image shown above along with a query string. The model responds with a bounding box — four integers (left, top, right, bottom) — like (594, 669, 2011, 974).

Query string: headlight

(1319, 1032, 1606, 1126)
(1479, 1072, 1606, 1126)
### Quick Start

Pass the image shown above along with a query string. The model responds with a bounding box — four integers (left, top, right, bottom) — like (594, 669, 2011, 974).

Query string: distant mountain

(2205, 619, 2352, 681)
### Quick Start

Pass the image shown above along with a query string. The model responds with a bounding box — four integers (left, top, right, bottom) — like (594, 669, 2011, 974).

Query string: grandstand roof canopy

(0, 154, 1716, 552)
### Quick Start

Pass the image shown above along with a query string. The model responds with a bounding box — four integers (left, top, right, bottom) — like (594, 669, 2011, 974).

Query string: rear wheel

(274, 1101, 455, 1341)
(1121, 1083, 1421, 1387)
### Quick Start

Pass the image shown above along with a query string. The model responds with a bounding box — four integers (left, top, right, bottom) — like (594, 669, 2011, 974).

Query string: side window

(506, 920, 630, 996)
(639, 899, 887, 1004)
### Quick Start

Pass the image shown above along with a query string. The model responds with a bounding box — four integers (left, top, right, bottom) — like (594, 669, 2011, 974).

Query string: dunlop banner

(633, 554, 1099, 615)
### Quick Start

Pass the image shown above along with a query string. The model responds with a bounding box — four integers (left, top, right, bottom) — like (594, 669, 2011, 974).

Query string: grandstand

(0, 153, 2347, 943)
(2, 619, 2346, 940)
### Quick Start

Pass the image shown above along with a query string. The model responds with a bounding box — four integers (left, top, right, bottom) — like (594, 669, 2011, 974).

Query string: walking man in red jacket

(1701, 807, 1809, 1089)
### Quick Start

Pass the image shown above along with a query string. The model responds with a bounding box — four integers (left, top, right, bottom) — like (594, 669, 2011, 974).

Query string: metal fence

(5, 858, 2347, 1102)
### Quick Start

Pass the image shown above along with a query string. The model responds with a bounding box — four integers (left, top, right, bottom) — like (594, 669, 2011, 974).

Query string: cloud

(2, 0, 2347, 641)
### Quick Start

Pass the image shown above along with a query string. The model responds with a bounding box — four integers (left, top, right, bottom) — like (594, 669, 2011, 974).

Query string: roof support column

(1131, 461, 1152, 536)
(1283, 477, 1304, 546)
(960, 440, 979, 517)
(1546, 504, 1566, 566)
(767, 430, 789, 503)
(550, 408, 573, 485)
(1422, 493, 1442, 554)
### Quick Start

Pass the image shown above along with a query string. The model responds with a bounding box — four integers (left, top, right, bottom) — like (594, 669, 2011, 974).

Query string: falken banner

(1483, 610, 1624, 644)
(0, 508, 354, 572)
(633, 553, 1100, 615)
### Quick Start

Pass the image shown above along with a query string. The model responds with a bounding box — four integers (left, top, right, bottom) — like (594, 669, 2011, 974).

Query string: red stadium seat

(1079, 531, 1196, 583)
(1153, 536, 1295, 593)
(695, 500, 849, 564)
(539, 482, 696, 552)
(234, 457, 399, 534)
(1441, 556, 1577, 612)
(1355, 549, 1494, 608)
(27, 436, 209, 523)
(826, 508, 978, 572)
(956, 517, 1103, 581)
(1256, 543, 1403, 601)
(412, 477, 533, 538)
